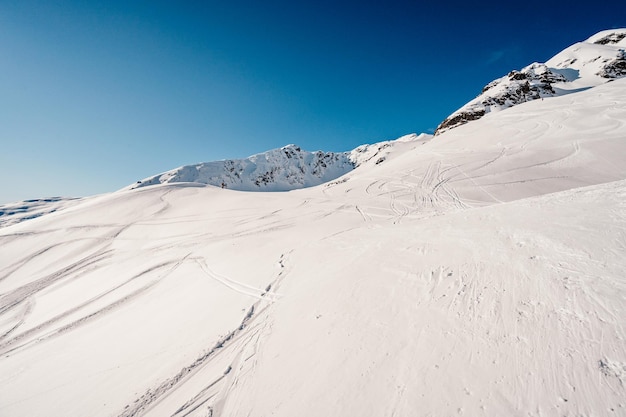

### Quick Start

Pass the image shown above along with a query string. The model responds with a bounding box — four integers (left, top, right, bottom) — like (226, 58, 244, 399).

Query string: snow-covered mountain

(435, 28, 626, 134)
(0, 135, 432, 230)
(129, 145, 356, 192)
(127, 134, 432, 193)
(0, 197, 81, 229)
(1, 30, 626, 417)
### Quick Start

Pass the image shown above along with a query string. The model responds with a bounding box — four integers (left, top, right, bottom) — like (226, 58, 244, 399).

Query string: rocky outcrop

(597, 49, 626, 78)
(435, 64, 567, 135)
(594, 33, 626, 45)
(435, 29, 626, 136)
(434, 109, 486, 134)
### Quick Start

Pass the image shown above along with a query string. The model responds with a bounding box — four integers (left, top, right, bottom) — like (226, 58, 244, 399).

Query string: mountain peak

(434, 28, 626, 135)
(128, 145, 356, 192)
(125, 134, 433, 194)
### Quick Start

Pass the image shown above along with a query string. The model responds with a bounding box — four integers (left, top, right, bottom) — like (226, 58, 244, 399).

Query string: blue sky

(1, 1, 624, 203)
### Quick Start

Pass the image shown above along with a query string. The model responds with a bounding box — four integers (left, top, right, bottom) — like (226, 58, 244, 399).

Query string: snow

(585, 29, 626, 45)
(128, 144, 358, 192)
(123, 135, 434, 194)
(1, 31, 626, 417)
(436, 28, 626, 134)
(0, 197, 83, 228)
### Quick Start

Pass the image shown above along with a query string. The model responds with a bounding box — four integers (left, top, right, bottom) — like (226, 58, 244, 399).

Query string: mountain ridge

(126, 133, 432, 193)
(129, 28, 626, 194)
(2, 29, 625, 229)
(435, 28, 626, 134)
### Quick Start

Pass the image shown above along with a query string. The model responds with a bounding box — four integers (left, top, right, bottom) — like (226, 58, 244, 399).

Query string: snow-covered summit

(548, 29, 626, 82)
(127, 134, 433, 193)
(435, 28, 626, 134)
(129, 144, 356, 192)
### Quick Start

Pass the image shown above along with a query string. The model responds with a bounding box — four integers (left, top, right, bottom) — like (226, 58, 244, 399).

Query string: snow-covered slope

(0, 197, 83, 228)
(435, 28, 626, 134)
(2, 29, 626, 417)
(0, 135, 432, 230)
(1, 68, 626, 417)
(127, 135, 433, 193)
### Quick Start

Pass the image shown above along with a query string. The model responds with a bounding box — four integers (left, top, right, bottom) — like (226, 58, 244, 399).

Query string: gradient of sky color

(1, 1, 625, 203)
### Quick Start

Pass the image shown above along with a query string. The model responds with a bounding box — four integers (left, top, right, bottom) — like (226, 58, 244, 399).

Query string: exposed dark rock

(594, 33, 626, 45)
(598, 59, 626, 78)
(597, 50, 626, 78)
(435, 63, 567, 135)
(435, 109, 486, 134)
(509, 71, 527, 80)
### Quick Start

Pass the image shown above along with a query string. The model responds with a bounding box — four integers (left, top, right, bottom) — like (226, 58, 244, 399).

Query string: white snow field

(2, 46, 626, 417)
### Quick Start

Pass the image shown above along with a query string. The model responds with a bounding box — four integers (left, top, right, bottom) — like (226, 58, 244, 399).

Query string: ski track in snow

(0, 258, 188, 355)
(1, 60, 626, 416)
(116, 253, 291, 417)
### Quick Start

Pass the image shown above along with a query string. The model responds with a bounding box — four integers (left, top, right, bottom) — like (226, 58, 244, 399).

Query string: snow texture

(1, 30, 626, 417)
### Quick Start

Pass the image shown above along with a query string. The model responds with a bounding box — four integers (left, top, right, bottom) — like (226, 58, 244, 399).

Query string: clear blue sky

(1, 1, 624, 203)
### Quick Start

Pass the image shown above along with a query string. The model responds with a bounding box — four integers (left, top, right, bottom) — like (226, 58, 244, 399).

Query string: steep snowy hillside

(127, 134, 432, 193)
(435, 28, 626, 134)
(1, 72, 625, 417)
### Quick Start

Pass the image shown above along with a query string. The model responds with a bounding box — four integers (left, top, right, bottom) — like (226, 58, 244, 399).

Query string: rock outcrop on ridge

(435, 29, 626, 135)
